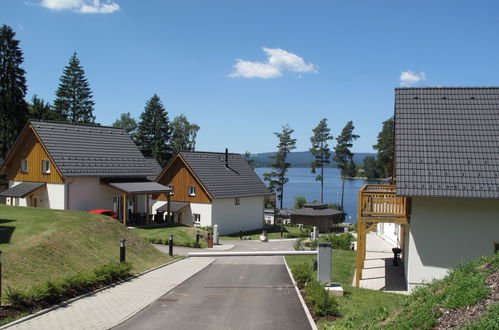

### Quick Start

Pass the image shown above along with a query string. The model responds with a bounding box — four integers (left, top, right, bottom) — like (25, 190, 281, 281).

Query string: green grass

(131, 224, 209, 247)
(220, 225, 309, 240)
(285, 251, 405, 329)
(0, 205, 175, 295)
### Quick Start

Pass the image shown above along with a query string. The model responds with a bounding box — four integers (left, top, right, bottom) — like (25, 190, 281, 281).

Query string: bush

(304, 280, 340, 317)
(5, 286, 29, 309)
(321, 233, 355, 250)
(291, 263, 313, 287)
(284, 228, 310, 238)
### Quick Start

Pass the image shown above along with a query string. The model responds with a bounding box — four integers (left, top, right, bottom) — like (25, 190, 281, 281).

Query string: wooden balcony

(355, 184, 409, 288)
(358, 184, 409, 222)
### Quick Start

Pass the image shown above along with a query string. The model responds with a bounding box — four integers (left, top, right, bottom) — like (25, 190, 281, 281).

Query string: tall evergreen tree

(0, 25, 28, 158)
(112, 112, 138, 141)
(363, 156, 380, 179)
(170, 114, 199, 155)
(28, 95, 62, 121)
(310, 118, 334, 203)
(373, 117, 394, 178)
(264, 125, 297, 209)
(53, 53, 95, 123)
(135, 95, 172, 166)
(334, 121, 359, 212)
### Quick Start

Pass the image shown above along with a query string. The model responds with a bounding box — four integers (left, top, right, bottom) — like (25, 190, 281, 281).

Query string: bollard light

(317, 242, 332, 285)
(168, 234, 174, 256)
(120, 239, 126, 263)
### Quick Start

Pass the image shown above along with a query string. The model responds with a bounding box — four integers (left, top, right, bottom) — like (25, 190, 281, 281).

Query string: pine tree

(310, 118, 334, 203)
(264, 125, 297, 209)
(0, 25, 28, 159)
(334, 121, 359, 212)
(28, 95, 62, 121)
(54, 53, 95, 123)
(135, 95, 172, 166)
(373, 117, 394, 178)
(346, 160, 357, 178)
(170, 114, 199, 155)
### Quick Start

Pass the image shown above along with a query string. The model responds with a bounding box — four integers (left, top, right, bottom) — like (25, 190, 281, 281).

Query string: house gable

(1, 125, 63, 184)
(156, 155, 212, 204)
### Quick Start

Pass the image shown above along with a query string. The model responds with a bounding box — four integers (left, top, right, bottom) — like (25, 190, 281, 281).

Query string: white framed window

(192, 213, 201, 224)
(20, 159, 28, 173)
(234, 197, 240, 205)
(42, 160, 50, 174)
(188, 186, 196, 196)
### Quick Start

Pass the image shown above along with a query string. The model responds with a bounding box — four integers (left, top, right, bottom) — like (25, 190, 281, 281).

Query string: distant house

(289, 203, 343, 233)
(358, 87, 499, 291)
(0, 120, 170, 225)
(154, 150, 273, 235)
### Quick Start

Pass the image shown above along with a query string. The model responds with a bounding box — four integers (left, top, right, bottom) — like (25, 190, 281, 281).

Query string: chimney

(225, 148, 229, 167)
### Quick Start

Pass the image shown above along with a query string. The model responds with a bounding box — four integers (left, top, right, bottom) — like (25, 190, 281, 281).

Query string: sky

(2, 0, 499, 154)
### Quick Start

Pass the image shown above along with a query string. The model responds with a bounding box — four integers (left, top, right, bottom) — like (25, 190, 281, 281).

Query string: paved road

(114, 240, 312, 330)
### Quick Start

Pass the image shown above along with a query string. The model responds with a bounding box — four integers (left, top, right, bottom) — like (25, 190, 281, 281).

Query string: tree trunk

(280, 184, 284, 209)
(340, 176, 345, 211)
(320, 164, 324, 203)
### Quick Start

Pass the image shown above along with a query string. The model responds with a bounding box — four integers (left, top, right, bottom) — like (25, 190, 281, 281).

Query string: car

(88, 209, 118, 219)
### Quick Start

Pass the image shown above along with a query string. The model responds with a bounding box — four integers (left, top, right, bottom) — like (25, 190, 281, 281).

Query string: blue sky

(2, 0, 499, 154)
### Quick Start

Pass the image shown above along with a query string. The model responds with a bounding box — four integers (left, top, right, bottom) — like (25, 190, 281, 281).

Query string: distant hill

(248, 151, 376, 168)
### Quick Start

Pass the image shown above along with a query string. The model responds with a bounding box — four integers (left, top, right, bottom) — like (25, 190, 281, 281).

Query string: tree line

(263, 119, 359, 212)
(0, 25, 198, 166)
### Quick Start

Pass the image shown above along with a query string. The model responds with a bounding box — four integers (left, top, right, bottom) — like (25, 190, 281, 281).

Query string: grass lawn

(285, 251, 405, 329)
(131, 224, 209, 247)
(0, 205, 175, 295)
(219, 225, 308, 240)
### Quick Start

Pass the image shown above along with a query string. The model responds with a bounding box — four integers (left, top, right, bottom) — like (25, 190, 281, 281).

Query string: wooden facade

(355, 184, 409, 287)
(156, 156, 211, 204)
(2, 126, 63, 184)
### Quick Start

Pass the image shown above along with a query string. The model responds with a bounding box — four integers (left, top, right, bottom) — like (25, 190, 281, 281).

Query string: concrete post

(213, 225, 219, 245)
(312, 226, 317, 240)
(317, 242, 332, 285)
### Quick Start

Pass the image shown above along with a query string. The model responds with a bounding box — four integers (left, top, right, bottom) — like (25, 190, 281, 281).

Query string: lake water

(254, 167, 380, 223)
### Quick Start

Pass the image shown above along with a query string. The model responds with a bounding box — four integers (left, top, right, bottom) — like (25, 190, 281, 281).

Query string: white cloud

(228, 47, 318, 79)
(40, 0, 120, 14)
(400, 70, 426, 86)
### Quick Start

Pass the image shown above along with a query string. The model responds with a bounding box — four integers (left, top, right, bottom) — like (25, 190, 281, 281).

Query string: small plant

(4, 286, 28, 309)
(291, 263, 313, 287)
(321, 233, 355, 250)
(304, 280, 340, 317)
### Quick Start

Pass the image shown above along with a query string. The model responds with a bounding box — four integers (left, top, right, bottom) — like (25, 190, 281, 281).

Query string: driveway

(114, 239, 312, 330)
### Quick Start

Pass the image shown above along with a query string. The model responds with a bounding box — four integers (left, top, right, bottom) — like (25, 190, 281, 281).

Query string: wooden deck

(355, 184, 409, 287)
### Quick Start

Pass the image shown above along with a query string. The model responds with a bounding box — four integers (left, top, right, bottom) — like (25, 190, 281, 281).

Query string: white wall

(406, 197, 499, 291)
(190, 202, 212, 227)
(377, 222, 400, 246)
(67, 177, 116, 211)
(211, 196, 264, 235)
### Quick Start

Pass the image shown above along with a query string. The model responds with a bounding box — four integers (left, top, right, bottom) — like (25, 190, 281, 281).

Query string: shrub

(321, 233, 355, 250)
(291, 263, 313, 287)
(293, 238, 303, 251)
(304, 280, 340, 317)
(5, 286, 29, 309)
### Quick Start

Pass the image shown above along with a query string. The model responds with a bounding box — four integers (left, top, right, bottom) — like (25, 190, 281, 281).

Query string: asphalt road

(114, 240, 312, 330)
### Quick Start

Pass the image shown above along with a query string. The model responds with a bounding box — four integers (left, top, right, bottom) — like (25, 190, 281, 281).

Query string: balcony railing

(358, 184, 408, 219)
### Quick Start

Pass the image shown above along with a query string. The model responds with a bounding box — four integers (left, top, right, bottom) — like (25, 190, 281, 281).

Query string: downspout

(65, 178, 74, 210)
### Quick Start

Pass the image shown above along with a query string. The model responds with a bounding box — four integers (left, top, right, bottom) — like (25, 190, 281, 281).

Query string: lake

(254, 167, 380, 223)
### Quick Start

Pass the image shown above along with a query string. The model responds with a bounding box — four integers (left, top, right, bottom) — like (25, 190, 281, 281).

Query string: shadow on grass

(0, 219, 17, 244)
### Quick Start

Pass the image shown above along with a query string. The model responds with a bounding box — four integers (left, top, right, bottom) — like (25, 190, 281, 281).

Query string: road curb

(282, 256, 318, 330)
(0, 258, 184, 329)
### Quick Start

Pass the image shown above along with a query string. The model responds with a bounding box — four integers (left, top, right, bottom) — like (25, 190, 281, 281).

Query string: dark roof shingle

(30, 120, 156, 178)
(395, 87, 499, 199)
(179, 151, 272, 198)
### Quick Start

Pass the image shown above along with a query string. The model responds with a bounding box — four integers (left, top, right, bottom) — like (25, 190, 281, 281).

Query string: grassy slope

(0, 205, 172, 294)
(286, 251, 405, 329)
(131, 224, 209, 247)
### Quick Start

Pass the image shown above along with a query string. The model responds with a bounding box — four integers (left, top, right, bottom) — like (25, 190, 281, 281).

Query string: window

(20, 159, 28, 173)
(192, 213, 201, 224)
(234, 197, 240, 205)
(42, 160, 50, 174)
(188, 186, 196, 196)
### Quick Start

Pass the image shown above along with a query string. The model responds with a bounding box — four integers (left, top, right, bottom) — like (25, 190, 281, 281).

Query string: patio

(352, 232, 409, 294)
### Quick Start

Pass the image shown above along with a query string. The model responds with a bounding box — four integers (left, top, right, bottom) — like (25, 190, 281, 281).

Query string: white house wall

(190, 203, 212, 227)
(67, 177, 116, 211)
(406, 197, 499, 291)
(211, 196, 264, 235)
(377, 222, 399, 246)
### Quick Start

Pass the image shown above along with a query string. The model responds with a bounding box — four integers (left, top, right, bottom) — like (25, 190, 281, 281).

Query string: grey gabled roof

(178, 151, 272, 199)
(0, 182, 45, 198)
(29, 120, 156, 178)
(395, 87, 499, 199)
(289, 208, 343, 217)
(145, 157, 163, 181)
